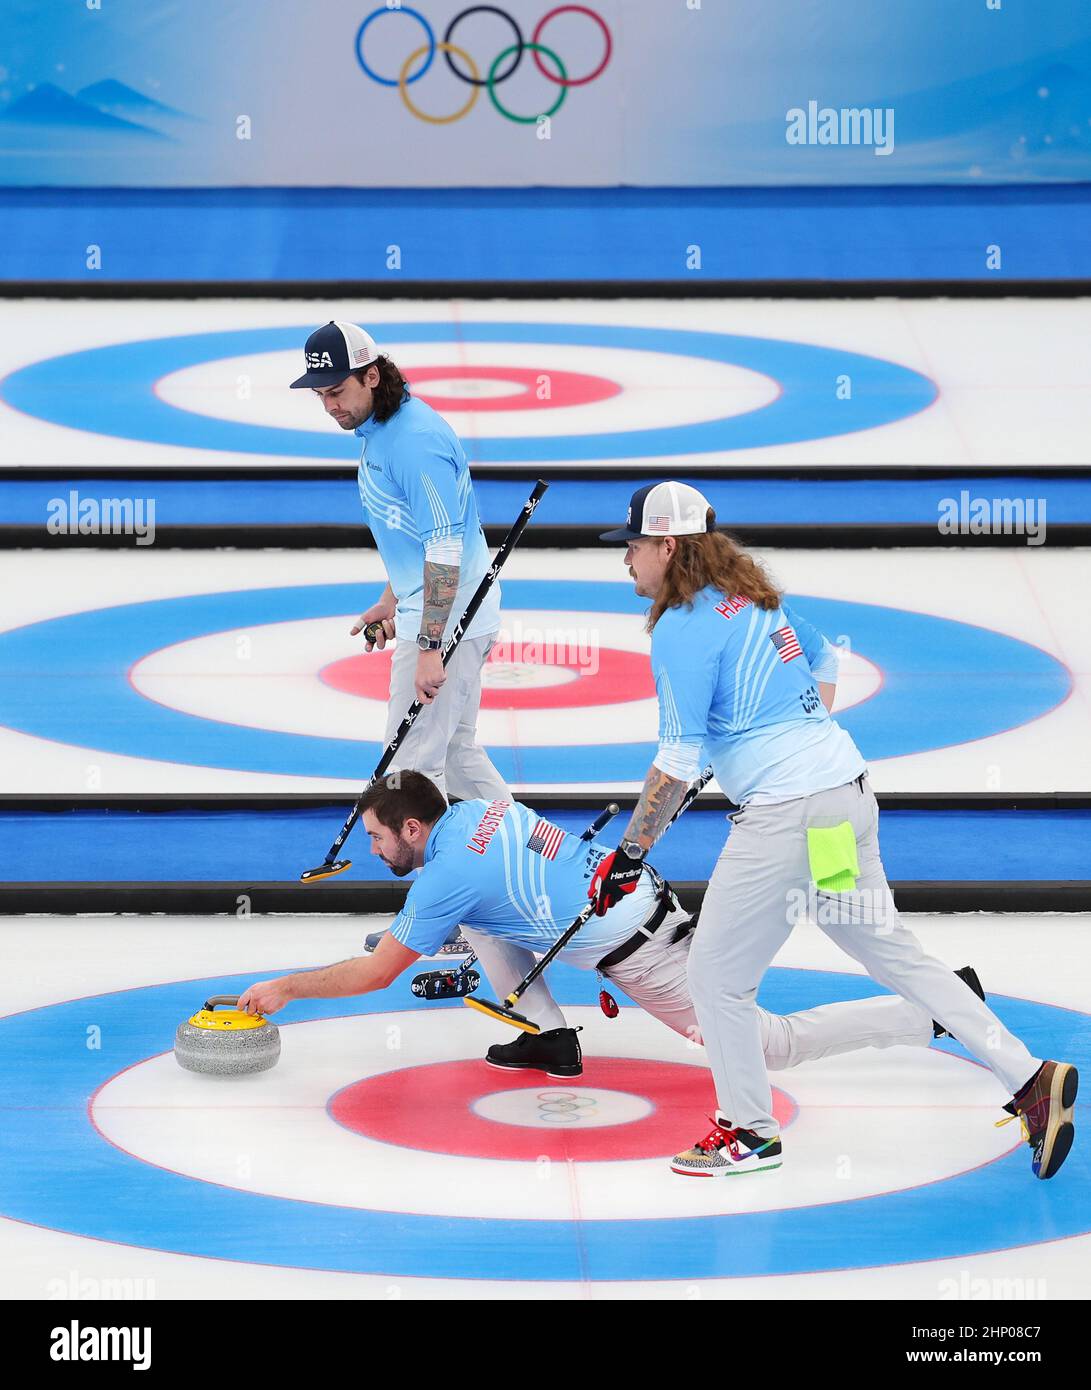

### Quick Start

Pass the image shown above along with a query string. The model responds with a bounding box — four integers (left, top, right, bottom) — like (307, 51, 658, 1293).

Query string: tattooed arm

(589, 762, 691, 915)
(622, 763, 689, 853)
(420, 559, 460, 644)
(415, 558, 460, 703)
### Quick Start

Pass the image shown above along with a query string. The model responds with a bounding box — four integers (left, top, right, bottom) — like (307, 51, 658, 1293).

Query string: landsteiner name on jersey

(466, 799, 511, 855)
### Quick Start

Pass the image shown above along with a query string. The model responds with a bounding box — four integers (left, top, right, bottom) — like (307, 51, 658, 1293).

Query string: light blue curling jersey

(389, 799, 661, 970)
(652, 586, 866, 805)
(355, 395, 500, 640)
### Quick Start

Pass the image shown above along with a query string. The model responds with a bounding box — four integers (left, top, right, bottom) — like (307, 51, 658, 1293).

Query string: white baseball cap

(600, 481, 713, 542)
(290, 320, 381, 388)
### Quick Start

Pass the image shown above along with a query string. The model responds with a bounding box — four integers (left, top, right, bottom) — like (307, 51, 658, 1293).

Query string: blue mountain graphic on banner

(1, 83, 166, 138)
(78, 80, 192, 123)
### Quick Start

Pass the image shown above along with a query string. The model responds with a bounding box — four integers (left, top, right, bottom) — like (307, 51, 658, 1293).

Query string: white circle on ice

(153, 343, 780, 439)
(829, 647, 882, 713)
(91, 1008, 1018, 1223)
(128, 609, 658, 747)
(408, 376, 528, 400)
(472, 1086, 653, 1129)
(128, 608, 881, 745)
(481, 661, 579, 690)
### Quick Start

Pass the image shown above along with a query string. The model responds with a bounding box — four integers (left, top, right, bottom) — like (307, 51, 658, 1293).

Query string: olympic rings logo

(536, 1090, 598, 1123)
(354, 5, 612, 125)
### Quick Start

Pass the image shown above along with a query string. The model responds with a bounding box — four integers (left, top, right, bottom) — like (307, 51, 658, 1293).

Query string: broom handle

(503, 767, 714, 1005)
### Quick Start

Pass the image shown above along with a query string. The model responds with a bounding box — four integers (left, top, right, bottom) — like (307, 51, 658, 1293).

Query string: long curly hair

(647, 510, 782, 631)
(354, 355, 410, 424)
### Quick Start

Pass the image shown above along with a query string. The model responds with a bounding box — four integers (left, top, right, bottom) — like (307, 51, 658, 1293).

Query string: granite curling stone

(174, 995, 281, 1075)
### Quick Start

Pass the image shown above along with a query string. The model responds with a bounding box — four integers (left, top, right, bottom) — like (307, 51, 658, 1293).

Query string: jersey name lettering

(466, 799, 510, 855)
(715, 595, 752, 620)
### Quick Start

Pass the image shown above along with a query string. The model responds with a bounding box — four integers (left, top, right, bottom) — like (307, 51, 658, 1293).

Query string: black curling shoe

(485, 1027, 583, 1078)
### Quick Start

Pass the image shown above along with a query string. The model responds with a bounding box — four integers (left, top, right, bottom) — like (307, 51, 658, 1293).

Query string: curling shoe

(998, 1060, 1079, 1180)
(671, 1116, 782, 1177)
(486, 1027, 583, 1079)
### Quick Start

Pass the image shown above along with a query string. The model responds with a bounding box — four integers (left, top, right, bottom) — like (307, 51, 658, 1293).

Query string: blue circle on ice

(0, 582, 1068, 781)
(0, 965, 1086, 1280)
(0, 322, 937, 459)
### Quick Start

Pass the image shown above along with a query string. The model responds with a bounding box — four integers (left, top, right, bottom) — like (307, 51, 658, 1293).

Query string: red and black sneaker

(998, 1060, 1079, 1180)
(671, 1117, 783, 1177)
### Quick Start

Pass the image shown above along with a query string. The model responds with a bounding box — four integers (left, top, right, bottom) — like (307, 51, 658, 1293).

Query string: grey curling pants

(462, 897, 936, 1071)
(688, 775, 1041, 1138)
(383, 632, 509, 802)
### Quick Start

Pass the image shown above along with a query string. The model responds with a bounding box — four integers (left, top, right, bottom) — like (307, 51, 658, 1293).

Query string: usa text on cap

(290, 321, 380, 389)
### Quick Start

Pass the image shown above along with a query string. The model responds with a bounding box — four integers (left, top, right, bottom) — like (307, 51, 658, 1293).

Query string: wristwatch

(619, 838, 646, 861)
(416, 634, 442, 652)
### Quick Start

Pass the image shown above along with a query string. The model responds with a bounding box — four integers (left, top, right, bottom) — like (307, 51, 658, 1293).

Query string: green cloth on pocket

(806, 822, 860, 891)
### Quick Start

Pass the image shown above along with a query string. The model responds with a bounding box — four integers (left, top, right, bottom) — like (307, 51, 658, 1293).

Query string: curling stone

(174, 995, 281, 1075)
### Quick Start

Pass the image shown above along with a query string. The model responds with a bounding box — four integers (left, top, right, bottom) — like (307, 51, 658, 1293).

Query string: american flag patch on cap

(527, 818, 566, 860)
(647, 515, 671, 532)
(770, 625, 803, 662)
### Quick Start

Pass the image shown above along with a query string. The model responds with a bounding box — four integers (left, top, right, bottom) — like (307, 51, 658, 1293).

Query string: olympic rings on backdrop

(532, 5, 612, 86)
(445, 6, 523, 86)
(488, 43, 567, 123)
(355, 4, 611, 123)
(355, 6, 435, 86)
(400, 42, 480, 124)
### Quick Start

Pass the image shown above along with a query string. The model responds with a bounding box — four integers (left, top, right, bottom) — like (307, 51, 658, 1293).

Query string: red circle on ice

(328, 1057, 797, 1162)
(405, 364, 621, 412)
(319, 644, 656, 710)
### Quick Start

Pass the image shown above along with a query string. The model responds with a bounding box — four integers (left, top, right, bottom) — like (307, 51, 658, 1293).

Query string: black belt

(595, 885, 691, 974)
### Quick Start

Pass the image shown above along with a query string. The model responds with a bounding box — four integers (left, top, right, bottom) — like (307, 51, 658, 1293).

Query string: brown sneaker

(999, 1061, 1078, 1180)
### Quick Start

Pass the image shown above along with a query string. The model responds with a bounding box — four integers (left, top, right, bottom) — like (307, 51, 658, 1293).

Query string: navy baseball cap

(290, 320, 381, 389)
(600, 481, 713, 542)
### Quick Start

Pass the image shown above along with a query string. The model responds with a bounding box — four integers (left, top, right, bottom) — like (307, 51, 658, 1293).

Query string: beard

(381, 848, 415, 877)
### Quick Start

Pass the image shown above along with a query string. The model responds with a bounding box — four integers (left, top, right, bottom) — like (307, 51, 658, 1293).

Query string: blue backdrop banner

(1, 0, 1089, 187)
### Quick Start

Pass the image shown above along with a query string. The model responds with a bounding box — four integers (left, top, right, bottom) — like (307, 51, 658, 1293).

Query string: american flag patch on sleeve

(770, 625, 803, 662)
(527, 818, 566, 860)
